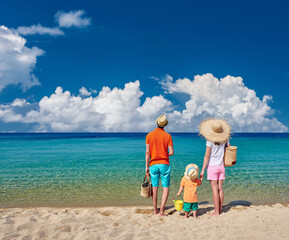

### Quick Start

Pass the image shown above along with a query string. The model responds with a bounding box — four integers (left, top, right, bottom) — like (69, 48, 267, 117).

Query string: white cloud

(137, 95, 173, 130)
(55, 10, 91, 28)
(2, 81, 172, 132)
(160, 73, 288, 132)
(79, 87, 91, 97)
(15, 24, 64, 36)
(0, 75, 287, 132)
(11, 98, 30, 107)
(0, 25, 44, 92)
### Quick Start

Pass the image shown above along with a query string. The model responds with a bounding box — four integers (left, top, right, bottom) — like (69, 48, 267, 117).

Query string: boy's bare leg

(159, 187, 169, 217)
(218, 180, 224, 214)
(210, 180, 220, 216)
(184, 211, 189, 218)
(192, 210, 197, 218)
(152, 187, 158, 215)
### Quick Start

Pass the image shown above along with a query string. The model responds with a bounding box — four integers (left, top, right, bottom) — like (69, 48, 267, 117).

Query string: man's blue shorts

(149, 164, 170, 188)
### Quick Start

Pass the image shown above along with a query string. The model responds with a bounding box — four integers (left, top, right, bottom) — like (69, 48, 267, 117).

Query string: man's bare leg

(159, 187, 169, 217)
(152, 187, 158, 215)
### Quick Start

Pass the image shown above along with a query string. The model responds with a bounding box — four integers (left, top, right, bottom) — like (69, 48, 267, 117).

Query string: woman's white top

(206, 140, 230, 166)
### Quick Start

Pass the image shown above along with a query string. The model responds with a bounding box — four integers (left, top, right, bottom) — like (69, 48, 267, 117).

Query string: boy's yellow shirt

(180, 177, 201, 203)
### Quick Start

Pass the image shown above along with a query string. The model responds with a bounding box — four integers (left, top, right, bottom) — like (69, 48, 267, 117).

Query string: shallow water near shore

(0, 133, 288, 207)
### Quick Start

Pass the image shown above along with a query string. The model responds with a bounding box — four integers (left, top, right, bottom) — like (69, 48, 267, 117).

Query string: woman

(199, 118, 231, 215)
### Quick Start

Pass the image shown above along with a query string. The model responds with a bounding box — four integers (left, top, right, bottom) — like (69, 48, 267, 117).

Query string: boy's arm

(176, 186, 184, 196)
(198, 177, 202, 186)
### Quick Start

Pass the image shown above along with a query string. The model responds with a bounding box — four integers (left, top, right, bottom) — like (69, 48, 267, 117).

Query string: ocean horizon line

(0, 131, 288, 134)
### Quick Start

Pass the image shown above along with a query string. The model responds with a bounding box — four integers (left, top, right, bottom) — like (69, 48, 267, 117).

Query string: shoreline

(1, 203, 288, 240)
(1, 201, 288, 209)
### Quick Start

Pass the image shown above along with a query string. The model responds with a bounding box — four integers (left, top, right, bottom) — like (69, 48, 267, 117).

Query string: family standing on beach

(145, 115, 232, 218)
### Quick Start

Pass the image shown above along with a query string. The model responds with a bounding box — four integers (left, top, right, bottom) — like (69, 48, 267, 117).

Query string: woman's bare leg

(210, 180, 220, 215)
(218, 180, 224, 214)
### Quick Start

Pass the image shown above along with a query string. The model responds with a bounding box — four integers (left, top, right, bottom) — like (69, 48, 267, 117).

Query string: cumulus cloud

(79, 87, 91, 97)
(0, 81, 172, 132)
(15, 24, 64, 36)
(159, 73, 288, 132)
(0, 9, 92, 92)
(0, 75, 287, 132)
(55, 10, 91, 28)
(0, 98, 35, 123)
(0, 25, 44, 91)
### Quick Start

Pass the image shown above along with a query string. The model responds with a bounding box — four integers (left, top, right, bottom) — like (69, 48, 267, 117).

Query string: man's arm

(145, 144, 150, 173)
(168, 145, 174, 156)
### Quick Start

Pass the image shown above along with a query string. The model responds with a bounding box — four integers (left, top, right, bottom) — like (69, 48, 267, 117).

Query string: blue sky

(0, 0, 288, 132)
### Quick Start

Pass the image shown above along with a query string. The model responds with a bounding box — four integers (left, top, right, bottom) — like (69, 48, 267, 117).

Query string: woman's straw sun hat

(156, 115, 168, 127)
(184, 164, 199, 181)
(199, 118, 231, 143)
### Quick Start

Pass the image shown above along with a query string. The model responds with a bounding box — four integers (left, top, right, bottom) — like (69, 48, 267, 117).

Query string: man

(145, 115, 174, 217)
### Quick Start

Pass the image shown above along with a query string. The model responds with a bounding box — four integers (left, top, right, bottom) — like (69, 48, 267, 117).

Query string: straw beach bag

(140, 174, 152, 198)
(224, 146, 237, 167)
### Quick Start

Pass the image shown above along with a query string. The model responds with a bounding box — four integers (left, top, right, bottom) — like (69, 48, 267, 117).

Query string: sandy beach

(1, 203, 288, 240)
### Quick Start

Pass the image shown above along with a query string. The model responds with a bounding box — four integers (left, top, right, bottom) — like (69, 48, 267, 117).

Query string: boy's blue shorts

(149, 164, 170, 188)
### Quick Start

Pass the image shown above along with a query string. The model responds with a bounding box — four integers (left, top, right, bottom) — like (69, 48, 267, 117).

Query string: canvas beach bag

(140, 174, 152, 198)
(224, 146, 237, 167)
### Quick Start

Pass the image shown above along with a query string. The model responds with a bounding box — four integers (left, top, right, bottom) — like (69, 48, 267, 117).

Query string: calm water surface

(0, 133, 288, 207)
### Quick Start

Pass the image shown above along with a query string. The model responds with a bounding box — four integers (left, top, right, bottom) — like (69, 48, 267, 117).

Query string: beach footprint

(17, 223, 35, 232)
(56, 225, 72, 232)
(100, 210, 115, 216)
(135, 209, 153, 215)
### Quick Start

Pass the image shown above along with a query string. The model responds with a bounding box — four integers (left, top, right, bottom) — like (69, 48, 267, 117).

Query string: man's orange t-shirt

(180, 177, 201, 203)
(146, 127, 173, 166)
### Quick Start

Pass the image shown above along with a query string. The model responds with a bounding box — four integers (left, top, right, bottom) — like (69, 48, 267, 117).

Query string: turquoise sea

(0, 133, 288, 207)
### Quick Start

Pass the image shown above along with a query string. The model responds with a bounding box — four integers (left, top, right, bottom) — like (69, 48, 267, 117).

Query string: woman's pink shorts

(207, 165, 225, 180)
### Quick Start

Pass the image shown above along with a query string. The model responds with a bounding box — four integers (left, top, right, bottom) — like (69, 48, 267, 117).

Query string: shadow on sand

(165, 200, 252, 217)
(221, 200, 252, 213)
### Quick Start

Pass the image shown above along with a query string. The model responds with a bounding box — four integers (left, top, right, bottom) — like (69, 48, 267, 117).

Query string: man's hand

(146, 166, 149, 174)
(145, 144, 150, 174)
(176, 192, 181, 196)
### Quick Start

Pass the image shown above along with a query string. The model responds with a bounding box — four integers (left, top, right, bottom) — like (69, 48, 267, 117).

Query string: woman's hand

(176, 192, 181, 196)
(200, 170, 204, 179)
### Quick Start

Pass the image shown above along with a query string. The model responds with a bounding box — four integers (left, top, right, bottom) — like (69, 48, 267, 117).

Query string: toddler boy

(177, 164, 202, 218)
